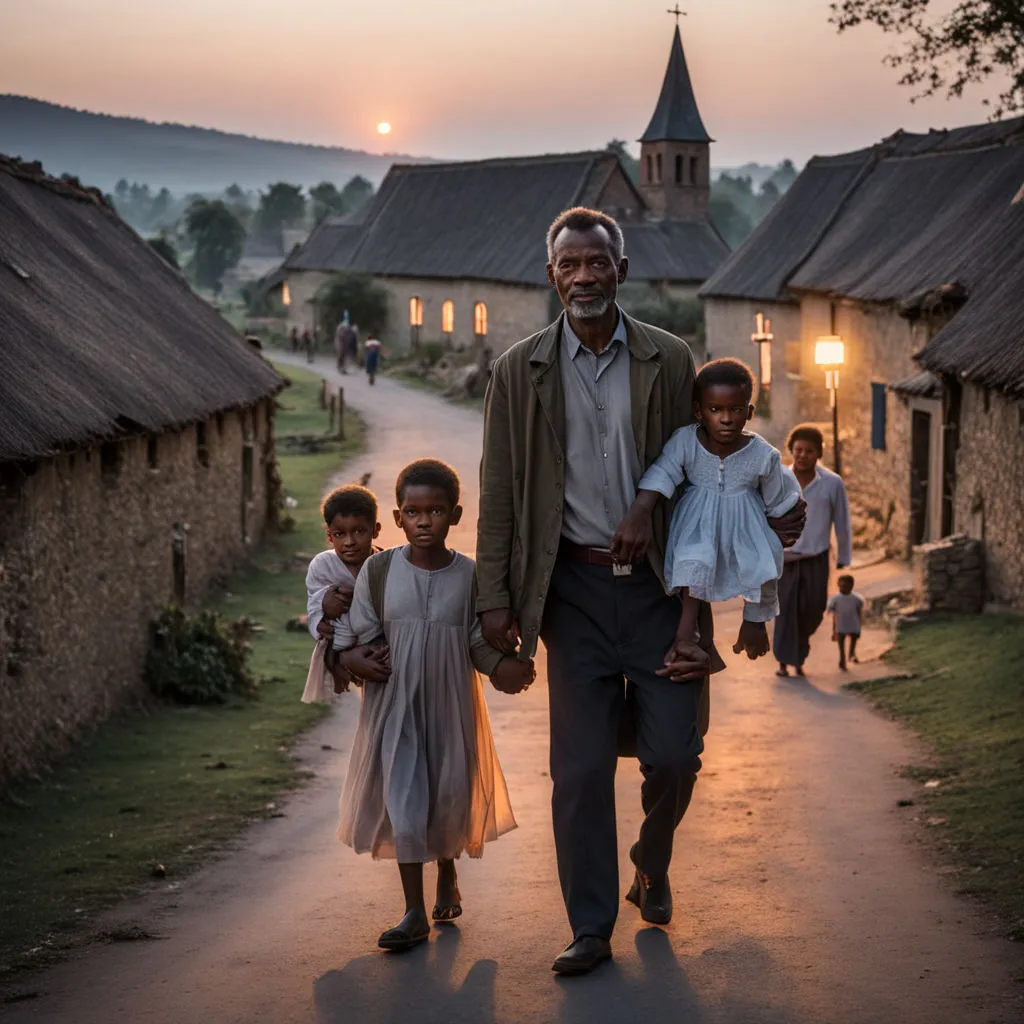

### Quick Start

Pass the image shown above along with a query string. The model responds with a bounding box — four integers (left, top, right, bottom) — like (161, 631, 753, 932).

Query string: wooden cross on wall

(667, 4, 687, 23)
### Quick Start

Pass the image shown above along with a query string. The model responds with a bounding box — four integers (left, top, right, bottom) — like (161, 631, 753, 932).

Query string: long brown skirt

(772, 551, 830, 668)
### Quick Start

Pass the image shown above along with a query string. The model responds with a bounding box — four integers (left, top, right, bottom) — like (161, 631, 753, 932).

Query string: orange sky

(1, 0, 1005, 166)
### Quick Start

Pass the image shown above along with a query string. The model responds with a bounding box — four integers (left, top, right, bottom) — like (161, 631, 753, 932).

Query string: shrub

(146, 605, 258, 704)
(315, 272, 389, 339)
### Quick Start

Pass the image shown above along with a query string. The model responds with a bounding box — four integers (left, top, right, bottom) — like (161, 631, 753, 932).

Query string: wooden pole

(337, 387, 345, 440)
(328, 394, 336, 434)
(320, 378, 328, 410)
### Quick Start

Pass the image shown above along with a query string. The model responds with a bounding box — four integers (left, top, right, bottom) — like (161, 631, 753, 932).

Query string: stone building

(278, 26, 729, 355)
(0, 156, 284, 782)
(699, 118, 1024, 607)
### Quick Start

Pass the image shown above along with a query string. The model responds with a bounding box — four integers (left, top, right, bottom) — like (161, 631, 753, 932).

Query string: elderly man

(476, 207, 804, 976)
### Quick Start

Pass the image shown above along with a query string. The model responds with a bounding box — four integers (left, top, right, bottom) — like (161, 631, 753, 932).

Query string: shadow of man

(315, 925, 498, 1024)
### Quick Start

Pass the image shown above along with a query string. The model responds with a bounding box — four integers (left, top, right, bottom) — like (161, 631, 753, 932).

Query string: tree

(148, 234, 179, 269)
(309, 182, 344, 225)
(830, 0, 1024, 116)
(606, 139, 640, 184)
(339, 175, 374, 214)
(253, 182, 306, 241)
(184, 199, 245, 295)
(315, 273, 389, 340)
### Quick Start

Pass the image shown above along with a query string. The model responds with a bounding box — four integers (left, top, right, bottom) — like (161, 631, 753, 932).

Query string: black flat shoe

(625, 843, 672, 925)
(552, 936, 612, 976)
(378, 909, 430, 951)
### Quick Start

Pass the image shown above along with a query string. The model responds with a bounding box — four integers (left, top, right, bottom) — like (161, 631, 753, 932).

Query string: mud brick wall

(0, 398, 277, 783)
(912, 535, 985, 614)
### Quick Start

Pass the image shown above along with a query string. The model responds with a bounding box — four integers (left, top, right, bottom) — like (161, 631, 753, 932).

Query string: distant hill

(0, 96, 430, 194)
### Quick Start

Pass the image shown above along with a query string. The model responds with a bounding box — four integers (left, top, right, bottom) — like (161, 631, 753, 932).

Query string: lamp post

(751, 312, 773, 417)
(814, 335, 845, 476)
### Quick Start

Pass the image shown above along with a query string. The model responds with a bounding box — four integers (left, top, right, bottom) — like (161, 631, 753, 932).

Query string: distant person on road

(302, 327, 315, 364)
(334, 319, 349, 374)
(334, 460, 531, 952)
(302, 485, 384, 703)
(476, 207, 806, 976)
(828, 574, 864, 671)
(345, 322, 359, 369)
(774, 424, 852, 677)
(621, 357, 801, 658)
(363, 333, 381, 384)
(289, 326, 299, 353)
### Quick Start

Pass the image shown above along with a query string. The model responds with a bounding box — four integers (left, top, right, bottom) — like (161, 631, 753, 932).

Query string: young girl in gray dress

(624, 359, 801, 656)
(335, 459, 533, 951)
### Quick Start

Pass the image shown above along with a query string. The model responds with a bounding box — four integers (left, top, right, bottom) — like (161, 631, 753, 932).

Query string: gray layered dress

(333, 547, 516, 862)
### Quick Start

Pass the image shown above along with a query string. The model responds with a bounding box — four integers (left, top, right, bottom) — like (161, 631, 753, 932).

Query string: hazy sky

(2, 0, 1006, 166)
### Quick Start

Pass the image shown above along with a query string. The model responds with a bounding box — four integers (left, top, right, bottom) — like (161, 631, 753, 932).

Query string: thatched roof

(282, 151, 728, 287)
(0, 156, 283, 464)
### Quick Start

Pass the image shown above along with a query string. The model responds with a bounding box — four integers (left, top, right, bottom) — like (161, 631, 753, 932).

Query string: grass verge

(848, 614, 1024, 940)
(0, 362, 363, 978)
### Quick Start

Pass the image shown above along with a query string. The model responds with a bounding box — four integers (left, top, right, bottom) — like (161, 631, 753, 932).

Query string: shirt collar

(563, 306, 627, 359)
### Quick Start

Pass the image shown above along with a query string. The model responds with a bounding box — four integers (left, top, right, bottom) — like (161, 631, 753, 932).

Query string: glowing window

(442, 299, 455, 334)
(409, 295, 423, 327)
(281, 281, 291, 306)
(474, 302, 488, 337)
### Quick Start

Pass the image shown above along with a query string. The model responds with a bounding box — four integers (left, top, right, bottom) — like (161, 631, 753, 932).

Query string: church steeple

(638, 25, 712, 219)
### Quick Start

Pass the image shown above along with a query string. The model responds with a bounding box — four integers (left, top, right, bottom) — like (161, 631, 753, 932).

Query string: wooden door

(910, 410, 931, 546)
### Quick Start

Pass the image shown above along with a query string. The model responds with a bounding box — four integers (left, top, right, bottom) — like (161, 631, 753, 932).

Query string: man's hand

(322, 586, 352, 620)
(610, 491, 659, 564)
(732, 620, 770, 660)
(767, 498, 806, 549)
(656, 638, 710, 682)
(490, 656, 535, 695)
(316, 618, 333, 640)
(480, 608, 520, 654)
(330, 662, 353, 694)
(340, 644, 391, 683)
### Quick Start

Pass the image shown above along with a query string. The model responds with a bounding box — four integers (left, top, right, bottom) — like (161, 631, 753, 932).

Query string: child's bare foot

(433, 859, 462, 922)
(378, 907, 430, 951)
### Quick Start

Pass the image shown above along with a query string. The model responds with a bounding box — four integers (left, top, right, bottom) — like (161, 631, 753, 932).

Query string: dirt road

(4, 353, 1020, 1023)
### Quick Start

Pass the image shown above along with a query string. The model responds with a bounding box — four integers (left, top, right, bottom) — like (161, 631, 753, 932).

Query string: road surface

(4, 353, 1020, 1024)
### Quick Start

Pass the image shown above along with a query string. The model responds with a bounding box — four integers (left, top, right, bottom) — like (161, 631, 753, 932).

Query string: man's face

(546, 226, 627, 321)
(791, 440, 820, 473)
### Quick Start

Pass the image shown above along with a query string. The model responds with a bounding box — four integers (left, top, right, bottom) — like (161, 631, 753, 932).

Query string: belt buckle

(612, 561, 633, 577)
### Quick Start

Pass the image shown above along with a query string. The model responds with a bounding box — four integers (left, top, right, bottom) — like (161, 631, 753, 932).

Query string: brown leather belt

(559, 540, 636, 570)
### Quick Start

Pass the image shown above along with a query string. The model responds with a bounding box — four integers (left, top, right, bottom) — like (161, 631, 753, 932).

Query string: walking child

(335, 459, 533, 950)
(621, 358, 802, 657)
(302, 485, 383, 702)
(828, 574, 864, 670)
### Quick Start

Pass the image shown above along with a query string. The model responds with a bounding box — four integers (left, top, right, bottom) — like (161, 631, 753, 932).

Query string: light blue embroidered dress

(639, 424, 801, 614)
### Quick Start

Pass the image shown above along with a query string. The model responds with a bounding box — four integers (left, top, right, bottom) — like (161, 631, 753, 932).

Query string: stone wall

(702, 297, 803, 446)
(912, 534, 985, 613)
(0, 399, 277, 782)
(952, 385, 1024, 608)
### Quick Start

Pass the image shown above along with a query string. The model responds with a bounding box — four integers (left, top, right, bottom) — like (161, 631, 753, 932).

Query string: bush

(315, 272, 389, 339)
(146, 605, 258, 704)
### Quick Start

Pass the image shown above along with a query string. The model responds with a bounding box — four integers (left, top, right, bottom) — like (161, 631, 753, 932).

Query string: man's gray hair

(546, 207, 625, 264)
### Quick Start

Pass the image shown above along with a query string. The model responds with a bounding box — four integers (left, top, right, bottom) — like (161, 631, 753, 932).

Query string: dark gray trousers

(541, 556, 704, 941)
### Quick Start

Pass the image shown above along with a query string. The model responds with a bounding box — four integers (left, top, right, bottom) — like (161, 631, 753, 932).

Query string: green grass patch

(849, 615, 1024, 939)
(0, 362, 364, 977)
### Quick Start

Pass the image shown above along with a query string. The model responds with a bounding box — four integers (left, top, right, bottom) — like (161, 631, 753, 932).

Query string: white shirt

(785, 463, 852, 566)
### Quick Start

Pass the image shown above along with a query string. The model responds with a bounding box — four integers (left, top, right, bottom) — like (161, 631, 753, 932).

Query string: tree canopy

(185, 199, 245, 295)
(830, 0, 1024, 116)
(315, 273, 389, 339)
(253, 182, 306, 241)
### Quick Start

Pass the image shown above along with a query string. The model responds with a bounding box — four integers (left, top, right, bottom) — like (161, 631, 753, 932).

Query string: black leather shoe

(551, 936, 612, 976)
(625, 842, 672, 925)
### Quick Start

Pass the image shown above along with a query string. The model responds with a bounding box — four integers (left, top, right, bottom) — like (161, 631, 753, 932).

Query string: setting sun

(376, 121, 391, 135)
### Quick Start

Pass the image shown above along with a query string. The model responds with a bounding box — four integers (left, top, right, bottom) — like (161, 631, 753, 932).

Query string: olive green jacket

(476, 310, 721, 671)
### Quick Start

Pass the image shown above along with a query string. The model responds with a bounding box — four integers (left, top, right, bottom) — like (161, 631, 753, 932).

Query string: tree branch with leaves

(830, 0, 1024, 117)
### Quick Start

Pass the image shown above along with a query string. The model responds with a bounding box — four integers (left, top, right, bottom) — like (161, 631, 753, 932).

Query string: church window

(474, 302, 488, 337)
(645, 155, 653, 183)
(408, 295, 423, 327)
(442, 300, 455, 335)
(689, 156, 699, 184)
(675, 154, 683, 185)
(656, 153, 663, 183)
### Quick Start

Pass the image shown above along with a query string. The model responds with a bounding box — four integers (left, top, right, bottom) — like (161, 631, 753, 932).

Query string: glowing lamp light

(281, 281, 291, 307)
(814, 336, 845, 367)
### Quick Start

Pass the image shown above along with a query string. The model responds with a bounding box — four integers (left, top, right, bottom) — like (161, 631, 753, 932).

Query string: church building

(279, 26, 729, 354)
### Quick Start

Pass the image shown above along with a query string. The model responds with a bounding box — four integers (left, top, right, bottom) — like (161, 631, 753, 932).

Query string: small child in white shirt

(827, 574, 865, 670)
(302, 484, 382, 702)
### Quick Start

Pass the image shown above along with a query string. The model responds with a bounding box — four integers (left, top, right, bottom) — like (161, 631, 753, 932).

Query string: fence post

(320, 378, 328, 410)
(337, 387, 345, 440)
(328, 394, 336, 434)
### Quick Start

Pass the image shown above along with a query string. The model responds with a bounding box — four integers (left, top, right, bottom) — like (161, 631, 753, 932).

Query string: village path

(4, 351, 1021, 1024)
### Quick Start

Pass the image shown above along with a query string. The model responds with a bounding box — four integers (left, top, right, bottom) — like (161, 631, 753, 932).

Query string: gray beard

(568, 295, 612, 320)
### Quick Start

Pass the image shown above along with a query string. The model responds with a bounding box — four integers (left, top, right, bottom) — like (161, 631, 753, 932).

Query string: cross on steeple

(667, 4, 686, 24)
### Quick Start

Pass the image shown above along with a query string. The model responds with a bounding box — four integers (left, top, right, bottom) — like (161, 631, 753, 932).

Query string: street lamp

(814, 335, 845, 475)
